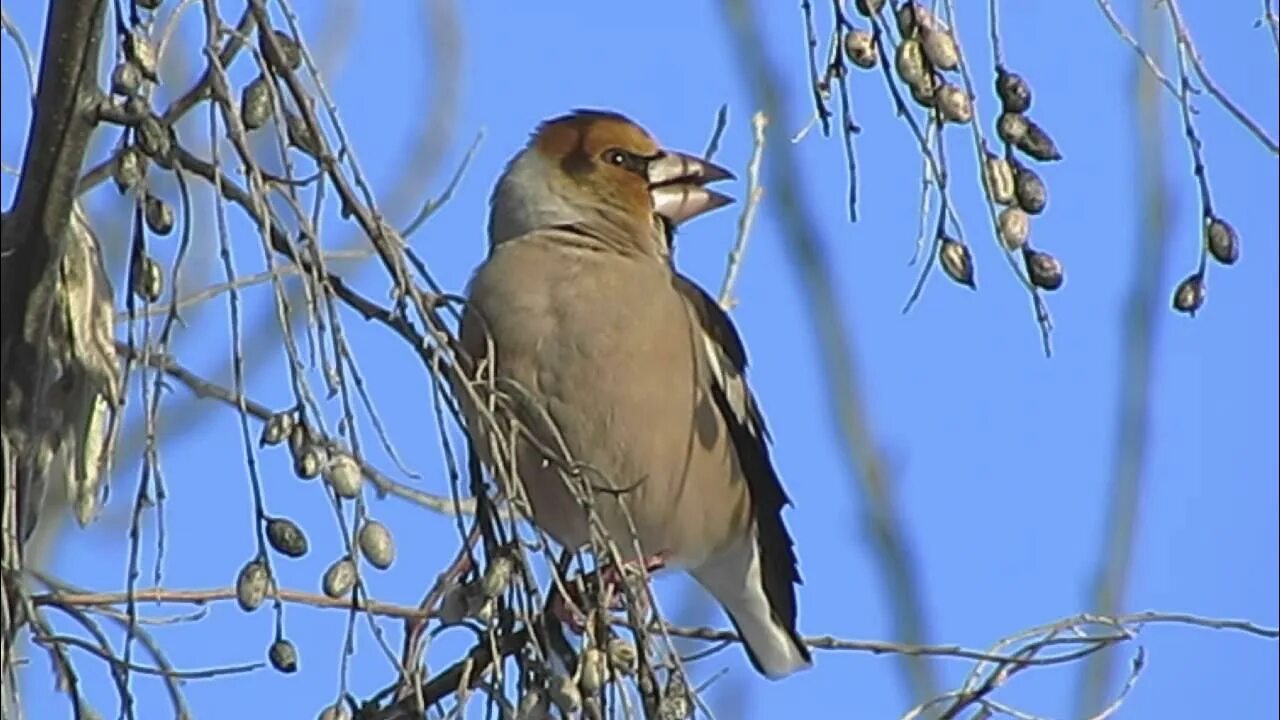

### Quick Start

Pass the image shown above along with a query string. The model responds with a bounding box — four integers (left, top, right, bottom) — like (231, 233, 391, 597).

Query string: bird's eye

(604, 149, 628, 166)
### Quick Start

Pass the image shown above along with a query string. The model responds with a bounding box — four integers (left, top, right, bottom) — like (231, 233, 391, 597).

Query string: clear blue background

(3, 2, 1276, 719)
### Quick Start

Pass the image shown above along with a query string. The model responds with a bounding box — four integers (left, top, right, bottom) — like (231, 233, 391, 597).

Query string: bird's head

(489, 109, 734, 255)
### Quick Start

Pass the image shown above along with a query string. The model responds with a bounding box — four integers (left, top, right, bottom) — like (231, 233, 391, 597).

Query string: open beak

(648, 151, 735, 226)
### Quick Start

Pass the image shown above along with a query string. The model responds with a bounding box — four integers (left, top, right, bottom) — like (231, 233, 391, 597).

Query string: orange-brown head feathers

(489, 110, 733, 254)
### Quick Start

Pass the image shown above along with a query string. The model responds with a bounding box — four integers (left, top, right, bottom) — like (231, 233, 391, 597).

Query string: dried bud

(268, 638, 298, 674)
(548, 674, 582, 715)
(996, 67, 1032, 113)
(322, 557, 357, 598)
(1014, 117, 1062, 162)
(111, 62, 143, 97)
(136, 114, 170, 159)
(260, 29, 303, 73)
(939, 237, 975, 288)
(578, 648, 608, 694)
(266, 517, 309, 558)
(606, 637, 638, 675)
(843, 30, 877, 70)
(1206, 216, 1239, 265)
(286, 111, 322, 158)
(855, 0, 886, 16)
(935, 83, 972, 124)
(125, 29, 159, 82)
(241, 75, 273, 131)
(921, 28, 959, 71)
(894, 38, 929, 89)
(1023, 248, 1064, 290)
(895, 2, 934, 37)
(131, 255, 164, 302)
(235, 560, 270, 612)
(260, 411, 295, 446)
(983, 153, 1016, 206)
(1172, 273, 1206, 314)
(357, 520, 395, 570)
(997, 206, 1030, 252)
(113, 146, 146, 194)
(144, 194, 174, 235)
(997, 112, 1029, 146)
(479, 555, 514, 598)
(324, 451, 361, 498)
(1013, 163, 1048, 215)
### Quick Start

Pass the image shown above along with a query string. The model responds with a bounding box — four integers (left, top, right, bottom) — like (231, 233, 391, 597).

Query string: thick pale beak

(648, 151, 735, 226)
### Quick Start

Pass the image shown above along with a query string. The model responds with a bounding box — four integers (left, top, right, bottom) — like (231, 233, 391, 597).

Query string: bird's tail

(692, 536, 812, 679)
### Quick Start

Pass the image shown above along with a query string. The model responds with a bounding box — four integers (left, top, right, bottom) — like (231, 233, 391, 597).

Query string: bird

(456, 109, 811, 679)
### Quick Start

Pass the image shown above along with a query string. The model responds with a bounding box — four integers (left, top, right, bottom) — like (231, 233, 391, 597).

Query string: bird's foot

(549, 554, 668, 634)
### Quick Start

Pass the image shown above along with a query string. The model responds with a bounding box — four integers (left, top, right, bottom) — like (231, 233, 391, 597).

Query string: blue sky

(3, 2, 1277, 719)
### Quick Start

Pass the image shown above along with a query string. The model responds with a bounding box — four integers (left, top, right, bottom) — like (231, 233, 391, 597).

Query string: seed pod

(1023, 248, 1064, 290)
(983, 153, 1016, 206)
(268, 638, 298, 674)
(137, 114, 170, 159)
(288, 421, 311, 457)
(997, 112, 1029, 146)
(1206, 216, 1239, 265)
(843, 30, 877, 70)
(935, 83, 972, 123)
(516, 690, 549, 720)
(260, 29, 303, 73)
(317, 704, 350, 720)
(144, 195, 174, 236)
(1172, 273, 1206, 314)
(125, 29, 159, 82)
(322, 557, 357, 598)
(606, 637, 638, 675)
(548, 674, 582, 715)
(1015, 117, 1062, 162)
(996, 67, 1032, 113)
(113, 146, 146, 194)
(236, 560, 270, 612)
(111, 62, 143, 97)
(895, 2, 934, 37)
(241, 75, 273, 131)
(578, 648, 608, 694)
(260, 411, 295, 447)
(324, 452, 361, 498)
(1013, 163, 1048, 215)
(357, 520, 395, 570)
(997, 206, 1030, 252)
(439, 583, 471, 624)
(294, 444, 325, 480)
(479, 555, 514, 598)
(131, 255, 164, 302)
(894, 38, 929, 89)
(921, 28, 959, 71)
(266, 517, 309, 558)
(855, 0, 885, 16)
(908, 75, 937, 108)
(939, 237, 975, 289)
(286, 111, 322, 158)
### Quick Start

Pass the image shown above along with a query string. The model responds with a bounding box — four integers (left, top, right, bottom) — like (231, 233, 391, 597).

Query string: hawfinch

(458, 109, 811, 679)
